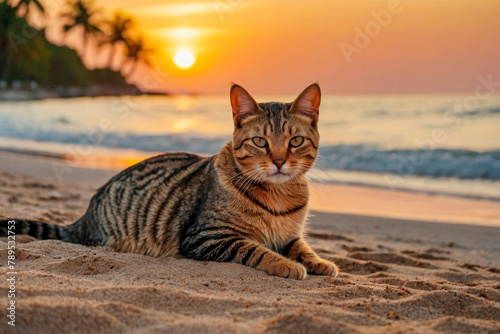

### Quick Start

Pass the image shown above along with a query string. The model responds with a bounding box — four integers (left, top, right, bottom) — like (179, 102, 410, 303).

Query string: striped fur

(0, 83, 338, 280)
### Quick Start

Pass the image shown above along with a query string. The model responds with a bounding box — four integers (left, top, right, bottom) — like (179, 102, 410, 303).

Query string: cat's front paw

(268, 261, 307, 280)
(306, 259, 339, 278)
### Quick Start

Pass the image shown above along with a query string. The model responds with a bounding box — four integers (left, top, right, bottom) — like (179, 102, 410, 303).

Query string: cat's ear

(290, 83, 321, 124)
(230, 83, 259, 126)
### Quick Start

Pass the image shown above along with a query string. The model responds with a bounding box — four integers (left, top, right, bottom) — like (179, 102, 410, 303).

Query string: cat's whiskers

(241, 169, 264, 193)
(293, 162, 314, 175)
(232, 166, 259, 188)
(236, 168, 261, 189)
(234, 167, 262, 192)
(227, 165, 252, 183)
(305, 160, 335, 184)
(240, 173, 261, 196)
(227, 170, 245, 182)
(227, 167, 256, 186)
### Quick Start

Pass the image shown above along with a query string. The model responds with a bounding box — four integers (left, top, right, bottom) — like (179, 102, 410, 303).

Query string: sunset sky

(41, 0, 500, 95)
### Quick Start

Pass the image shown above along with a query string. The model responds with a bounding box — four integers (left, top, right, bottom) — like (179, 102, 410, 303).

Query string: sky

(40, 0, 500, 95)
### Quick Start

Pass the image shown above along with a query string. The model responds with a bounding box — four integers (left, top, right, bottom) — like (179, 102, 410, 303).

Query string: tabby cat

(0, 83, 338, 280)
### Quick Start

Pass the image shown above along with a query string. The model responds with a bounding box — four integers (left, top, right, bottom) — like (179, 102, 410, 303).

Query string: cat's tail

(0, 218, 73, 242)
(1, 216, 108, 246)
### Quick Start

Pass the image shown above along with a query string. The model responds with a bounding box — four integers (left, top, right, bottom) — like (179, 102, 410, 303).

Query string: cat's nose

(273, 160, 286, 169)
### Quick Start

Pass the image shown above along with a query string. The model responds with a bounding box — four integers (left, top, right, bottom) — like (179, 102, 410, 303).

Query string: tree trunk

(127, 59, 139, 77)
(108, 44, 115, 69)
(82, 34, 87, 61)
(1, 52, 13, 82)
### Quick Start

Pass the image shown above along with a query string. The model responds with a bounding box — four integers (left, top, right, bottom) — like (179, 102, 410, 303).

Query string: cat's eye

(252, 137, 267, 148)
(290, 136, 305, 148)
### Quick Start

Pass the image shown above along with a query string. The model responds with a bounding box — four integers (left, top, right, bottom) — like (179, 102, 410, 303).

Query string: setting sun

(173, 50, 195, 69)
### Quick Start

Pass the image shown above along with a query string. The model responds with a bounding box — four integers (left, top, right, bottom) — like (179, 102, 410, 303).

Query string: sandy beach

(1, 152, 500, 333)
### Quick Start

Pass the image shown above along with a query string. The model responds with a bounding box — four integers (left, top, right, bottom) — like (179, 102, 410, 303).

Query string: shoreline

(2, 145, 500, 203)
(0, 88, 170, 101)
(0, 151, 499, 227)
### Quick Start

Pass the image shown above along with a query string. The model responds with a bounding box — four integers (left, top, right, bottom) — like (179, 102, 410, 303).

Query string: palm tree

(60, 0, 102, 58)
(12, 0, 45, 18)
(1, 1, 44, 82)
(105, 12, 134, 68)
(124, 35, 153, 77)
(0, 2, 19, 81)
(13, 0, 45, 18)
(0, 2, 50, 83)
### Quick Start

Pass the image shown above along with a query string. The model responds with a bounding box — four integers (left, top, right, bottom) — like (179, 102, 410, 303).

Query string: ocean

(1, 93, 499, 200)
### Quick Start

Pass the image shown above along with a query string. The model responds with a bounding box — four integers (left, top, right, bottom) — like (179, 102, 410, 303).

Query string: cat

(0, 83, 338, 280)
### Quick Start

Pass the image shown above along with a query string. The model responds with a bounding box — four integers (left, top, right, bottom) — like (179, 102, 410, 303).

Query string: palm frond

(33, 0, 45, 13)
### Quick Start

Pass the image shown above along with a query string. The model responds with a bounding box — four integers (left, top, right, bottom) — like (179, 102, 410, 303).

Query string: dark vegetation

(0, 0, 152, 94)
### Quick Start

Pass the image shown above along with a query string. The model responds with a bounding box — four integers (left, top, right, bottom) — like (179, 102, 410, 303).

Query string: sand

(1, 152, 500, 333)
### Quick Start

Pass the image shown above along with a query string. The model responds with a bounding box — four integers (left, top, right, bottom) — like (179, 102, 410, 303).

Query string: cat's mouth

(267, 170, 291, 183)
